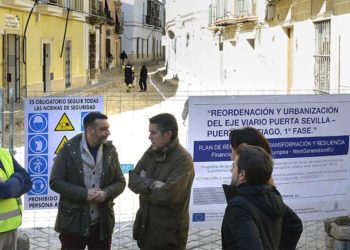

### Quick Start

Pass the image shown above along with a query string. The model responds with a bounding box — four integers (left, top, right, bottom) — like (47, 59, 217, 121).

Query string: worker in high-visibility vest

(0, 148, 32, 250)
(122, 60, 135, 93)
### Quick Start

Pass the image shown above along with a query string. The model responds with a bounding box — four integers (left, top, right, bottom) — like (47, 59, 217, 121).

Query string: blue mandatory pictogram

(28, 155, 48, 175)
(28, 134, 48, 154)
(81, 112, 89, 131)
(28, 113, 48, 133)
(29, 176, 48, 195)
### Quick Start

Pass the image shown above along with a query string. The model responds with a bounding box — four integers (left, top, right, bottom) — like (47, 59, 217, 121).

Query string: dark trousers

(59, 223, 111, 250)
(139, 78, 147, 91)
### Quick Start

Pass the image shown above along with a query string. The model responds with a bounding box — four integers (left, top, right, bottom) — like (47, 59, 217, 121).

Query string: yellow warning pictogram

(55, 113, 75, 131)
(55, 136, 69, 154)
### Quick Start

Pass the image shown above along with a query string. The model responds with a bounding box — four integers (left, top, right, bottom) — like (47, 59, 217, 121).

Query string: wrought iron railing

(209, 3, 217, 26)
(146, 15, 161, 27)
(211, 0, 258, 25)
(89, 0, 103, 16)
(37, 0, 84, 12)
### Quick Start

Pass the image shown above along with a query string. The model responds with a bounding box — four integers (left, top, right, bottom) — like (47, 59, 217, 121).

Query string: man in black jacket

(222, 127, 302, 250)
(139, 63, 148, 92)
(50, 112, 126, 250)
(222, 144, 284, 249)
(120, 50, 128, 66)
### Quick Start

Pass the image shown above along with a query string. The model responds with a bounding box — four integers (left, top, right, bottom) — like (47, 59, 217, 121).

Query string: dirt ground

(5, 61, 179, 148)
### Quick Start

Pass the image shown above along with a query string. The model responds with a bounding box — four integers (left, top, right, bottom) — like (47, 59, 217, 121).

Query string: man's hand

(150, 181, 166, 190)
(93, 190, 108, 203)
(87, 188, 101, 201)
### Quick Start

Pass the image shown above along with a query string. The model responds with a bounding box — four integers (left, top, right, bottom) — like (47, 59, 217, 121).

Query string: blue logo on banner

(193, 140, 231, 162)
(192, 213, 205, 222)
(28, 155, 48, 175)
(28, 113, 48, 133)
(29, 176, 48, 195)
(28, 134, 48, 154)
(120, 164, 134, 173)
(81, 112, 89, 131)
(270, 135, 349, 159)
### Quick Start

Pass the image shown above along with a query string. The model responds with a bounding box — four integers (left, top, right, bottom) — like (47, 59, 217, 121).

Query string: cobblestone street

(19, 219, 325, 249)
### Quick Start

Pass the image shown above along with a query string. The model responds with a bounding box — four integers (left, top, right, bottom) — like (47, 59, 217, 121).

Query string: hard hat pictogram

(55, 113, 75, 131)
(28, 113, 48, 133)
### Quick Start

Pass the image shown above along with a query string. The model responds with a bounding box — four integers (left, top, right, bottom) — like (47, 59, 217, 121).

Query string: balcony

(146, 15, 161, 27)
(115, 24, 123, 34)
(36, 0, 63, 15)
(59, 0, 84, 12)
(1, 0, 33, 10)
(104, 8, 114, 26)
(114, 13, 123, 34)
(87, 0, 104, 25)
(35, 0, 85, 19)
(114, 0, 122, 6)
(209, 3, 217, 26)
(210, 0, 259, 27)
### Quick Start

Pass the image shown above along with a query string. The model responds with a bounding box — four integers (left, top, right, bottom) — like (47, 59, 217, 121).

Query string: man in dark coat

(120, 50, 128, 66)
(139, 63, 148, 92)
(223, 127, 303, 250)
(49, 112, 126, 250)
(222, 144, 284, 249)
(128, 113, 195, 250)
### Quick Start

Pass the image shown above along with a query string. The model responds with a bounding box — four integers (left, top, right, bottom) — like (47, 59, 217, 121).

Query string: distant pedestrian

(120, 50, 128, 66)
(122, 61, 135, 93)
(107, 53, 114, 71)
(139, 63, 148, 92)
(49, 112, 126, 250)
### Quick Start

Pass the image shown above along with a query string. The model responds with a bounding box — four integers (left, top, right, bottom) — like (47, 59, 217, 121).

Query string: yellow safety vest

(0, 148, 22, 233)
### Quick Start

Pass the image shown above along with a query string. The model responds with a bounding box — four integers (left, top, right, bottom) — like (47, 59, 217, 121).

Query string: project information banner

(24, 96, 104, 210)
(188, 95, 350, 228)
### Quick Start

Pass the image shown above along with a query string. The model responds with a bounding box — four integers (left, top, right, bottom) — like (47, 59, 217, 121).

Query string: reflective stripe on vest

(0, 148, 22, 232)
(0, 209, 21, 221)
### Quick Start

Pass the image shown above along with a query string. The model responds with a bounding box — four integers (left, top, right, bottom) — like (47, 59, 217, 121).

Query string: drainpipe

(9, 88, 14, 155)
(99, 23, 102, 71)
(60, 8, 70, 58)
(23, 0, 38, 98)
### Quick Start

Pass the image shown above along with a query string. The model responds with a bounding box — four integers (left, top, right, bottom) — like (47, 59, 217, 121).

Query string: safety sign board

(55, 136, 69, 154)
(54, 113, 75, 131)
(24, 96, 104, 210)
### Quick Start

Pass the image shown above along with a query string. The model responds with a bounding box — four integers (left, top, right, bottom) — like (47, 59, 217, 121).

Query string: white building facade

(121, 0, 165, 63)
(165, 0, 350, 93)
